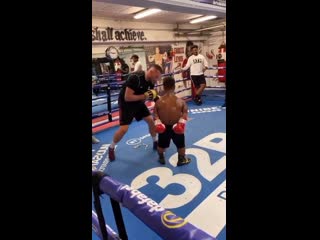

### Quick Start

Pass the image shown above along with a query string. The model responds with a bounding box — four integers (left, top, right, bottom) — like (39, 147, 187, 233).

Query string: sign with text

(92, 27, 147, 42)
(92, 26, 209, 43)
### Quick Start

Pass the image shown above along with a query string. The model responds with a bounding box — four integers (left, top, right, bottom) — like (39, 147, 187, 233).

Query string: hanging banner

(92, 26, 209, 43)
(92, 27, 147, 42)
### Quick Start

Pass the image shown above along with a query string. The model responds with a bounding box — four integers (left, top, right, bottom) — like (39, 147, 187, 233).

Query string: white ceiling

(92, 1, 221, 24)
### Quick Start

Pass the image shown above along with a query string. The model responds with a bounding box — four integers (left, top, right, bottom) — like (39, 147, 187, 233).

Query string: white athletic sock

(152, 136, 157, 142)
(110, 141, 116, 149)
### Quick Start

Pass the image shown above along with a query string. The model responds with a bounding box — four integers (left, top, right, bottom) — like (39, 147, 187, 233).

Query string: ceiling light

(134, 9, 162, 19)
(190, 15, 217, 24)
(194, 25, 225, 31)
(186, 14, 203, 20)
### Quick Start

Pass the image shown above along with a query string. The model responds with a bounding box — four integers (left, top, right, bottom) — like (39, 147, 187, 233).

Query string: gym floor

(92, 91, 226, 240)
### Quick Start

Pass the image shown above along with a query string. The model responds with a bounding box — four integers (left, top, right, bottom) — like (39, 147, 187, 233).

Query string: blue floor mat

(92, 100, 226, 240)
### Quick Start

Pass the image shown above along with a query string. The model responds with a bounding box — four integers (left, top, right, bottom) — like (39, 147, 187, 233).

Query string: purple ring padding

(98, 176, 215, 240)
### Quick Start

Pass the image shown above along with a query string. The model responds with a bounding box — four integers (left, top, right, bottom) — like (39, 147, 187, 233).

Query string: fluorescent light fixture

(194, 25, 225, 32)
(190, 15, 217, 24)
(134, 9, 162, 19)
(186, 14, 203, 20)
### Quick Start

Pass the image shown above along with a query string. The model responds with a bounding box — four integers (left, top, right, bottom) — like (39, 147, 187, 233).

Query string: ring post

(92, 171, 109, 240)
(106, 85, 112, 123)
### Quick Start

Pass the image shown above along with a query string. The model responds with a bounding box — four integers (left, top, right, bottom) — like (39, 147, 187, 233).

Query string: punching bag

(218, 60, 226, 82)
(217, 44, 226, 82)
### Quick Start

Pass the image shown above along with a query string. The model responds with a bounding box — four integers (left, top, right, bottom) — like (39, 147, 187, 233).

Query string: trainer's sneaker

(158, 152, 165, 164)
(153, 141, 158, 150)
(92, 136, 100, 144)
(192, 96, 198, 105)
(108, 147, 115, 161)
(177, 155, 191, 166)
(159, 156, 165, 165)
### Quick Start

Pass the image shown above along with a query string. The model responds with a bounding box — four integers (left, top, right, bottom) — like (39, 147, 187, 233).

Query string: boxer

(108, 64, 162, 161)
(153, 76, 191, 166)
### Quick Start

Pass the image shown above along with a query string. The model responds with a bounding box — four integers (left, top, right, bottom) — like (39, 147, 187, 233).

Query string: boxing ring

(92, 67, 226, 240)
(92, 67, 226, 134)
(92, 171, 216, 240)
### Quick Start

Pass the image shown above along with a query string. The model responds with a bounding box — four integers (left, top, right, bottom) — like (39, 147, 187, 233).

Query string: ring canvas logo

(126, 134, 150, 146)
(218, 190, 226, 200)
(92, 144, 111, 171)
(161, 211, 188, 229)
(188, 106, 222, 114)
(120, 184, 165, 213)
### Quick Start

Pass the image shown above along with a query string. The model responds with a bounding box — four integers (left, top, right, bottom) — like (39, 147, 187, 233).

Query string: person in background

(182, 45, 208, 105)
(92, 76, 99, 96)
(154, 47, 164, 66)
(131, 54, 143, 72)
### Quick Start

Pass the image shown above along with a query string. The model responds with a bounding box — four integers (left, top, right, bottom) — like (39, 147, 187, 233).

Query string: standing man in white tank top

(182, 45, 208, 105)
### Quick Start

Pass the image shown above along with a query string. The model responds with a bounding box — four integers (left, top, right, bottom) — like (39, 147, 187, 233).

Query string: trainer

(108, 64, 162, 161)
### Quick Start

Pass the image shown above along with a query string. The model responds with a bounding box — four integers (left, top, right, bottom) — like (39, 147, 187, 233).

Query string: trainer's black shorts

(191, 74, 206, 88)
(119, 102, 151, 125)
(158, 125, 185, 149)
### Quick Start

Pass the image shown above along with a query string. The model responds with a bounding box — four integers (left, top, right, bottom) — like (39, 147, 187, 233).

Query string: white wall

(92, 17, 226, 92)
(93, 17, 202, 30)
(203, 30, 226, 87)
(92, 17, 207, 55)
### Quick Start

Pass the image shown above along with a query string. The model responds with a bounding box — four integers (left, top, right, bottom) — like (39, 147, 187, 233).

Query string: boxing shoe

(158, 153, 165, 165)
(177, 155, 191, 166)
(194, 95, 202, 105)
(193, 95, 202, 105)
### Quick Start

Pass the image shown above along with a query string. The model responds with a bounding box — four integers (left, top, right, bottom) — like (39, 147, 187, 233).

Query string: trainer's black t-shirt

(118, 71, 154, 104)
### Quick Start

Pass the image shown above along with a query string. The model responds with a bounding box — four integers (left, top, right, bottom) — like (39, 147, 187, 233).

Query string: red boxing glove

(173, 118, 187, 134)
(155, 119, 166, 134)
